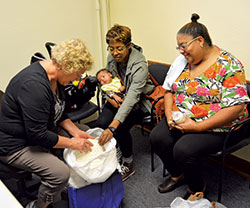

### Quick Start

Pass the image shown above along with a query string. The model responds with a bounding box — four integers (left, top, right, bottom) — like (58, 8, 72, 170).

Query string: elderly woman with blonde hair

(0, 39, 94, 208)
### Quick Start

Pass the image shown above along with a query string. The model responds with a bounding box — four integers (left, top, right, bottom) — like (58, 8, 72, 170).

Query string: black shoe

(158, 176, 184, 193)
(61, 187, 68, 201)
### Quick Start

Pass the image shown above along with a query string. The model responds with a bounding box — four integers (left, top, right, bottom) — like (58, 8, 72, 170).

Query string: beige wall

(108, 0, 250, 161)
(1, 0, 249, 161)
(0, 0, 103, 91)
(109, 0, 250, 79)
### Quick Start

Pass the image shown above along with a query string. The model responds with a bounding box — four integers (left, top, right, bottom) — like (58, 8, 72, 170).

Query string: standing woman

(150, 14, 250, 198)
(0, 39, 94, 208)
(96, 24, 155, 181)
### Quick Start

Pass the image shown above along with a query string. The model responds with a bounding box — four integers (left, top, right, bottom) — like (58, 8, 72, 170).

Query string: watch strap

(107, 126, 116, 135)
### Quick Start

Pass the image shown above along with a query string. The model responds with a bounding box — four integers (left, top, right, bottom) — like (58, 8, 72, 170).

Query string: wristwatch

(107, 126, 116, 136)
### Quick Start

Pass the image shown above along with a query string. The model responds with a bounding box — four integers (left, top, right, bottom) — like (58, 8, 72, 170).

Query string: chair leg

(151, 147, 155, 172)
(217, 155, 225, 202)
(163, 164, 167, 177)
(141, 124, 145, 135)
(16, 178, 37, 200)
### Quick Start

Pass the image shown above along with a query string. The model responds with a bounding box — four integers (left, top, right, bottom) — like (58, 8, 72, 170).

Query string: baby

(96, 69, 125, 108)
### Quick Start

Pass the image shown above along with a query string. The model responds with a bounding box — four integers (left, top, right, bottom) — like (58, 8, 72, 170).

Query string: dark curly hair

(178, 13, 212, 46)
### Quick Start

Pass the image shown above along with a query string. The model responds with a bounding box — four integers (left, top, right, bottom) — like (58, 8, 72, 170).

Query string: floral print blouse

(172, 48, 250, 132)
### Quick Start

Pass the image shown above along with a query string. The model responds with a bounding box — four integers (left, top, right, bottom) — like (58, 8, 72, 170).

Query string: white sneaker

(26, 200, 37, 208)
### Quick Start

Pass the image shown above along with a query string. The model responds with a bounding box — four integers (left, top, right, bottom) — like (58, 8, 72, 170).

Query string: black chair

(30, 52, 46, 64)
(206, 85, 250, 202)
(142, 61, 170, 174)
(30, 42, 99, 124)
(147, 63, 250, 202)
(139, 62, 170, 135)
(0, 90, 38, 201)
(161, 106, 250, 202)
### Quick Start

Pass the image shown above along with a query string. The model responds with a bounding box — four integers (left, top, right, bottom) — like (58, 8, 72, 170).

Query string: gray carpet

(3, 126, 250, 208)
(122, 127, 250, 208)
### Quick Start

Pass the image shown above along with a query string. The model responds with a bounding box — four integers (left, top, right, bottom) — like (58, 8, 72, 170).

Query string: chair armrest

(150, 96, 164, 124)
(222, 117, 250, 154)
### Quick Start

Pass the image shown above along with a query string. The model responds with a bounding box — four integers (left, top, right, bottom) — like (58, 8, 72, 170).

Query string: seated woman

(96, 68, 125, 108)
(0, 39, 94, 208)
(95, 24, 155, 181)
(149, 13, 250, 199)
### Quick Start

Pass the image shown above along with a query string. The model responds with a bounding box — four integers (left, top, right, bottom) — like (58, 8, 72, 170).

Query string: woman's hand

(74, 129, 94, 140)
(98, 128, 113, 146)
(69, 137, 94, 153)
(174, 104, 245, 133)
(59, 119, 94, 139)
(113, 94, 124, 104)
(174, 116, 198, 132)
(166, 111, 175, 130)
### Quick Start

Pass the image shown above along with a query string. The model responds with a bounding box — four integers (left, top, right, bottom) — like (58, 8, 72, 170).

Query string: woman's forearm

(53, 135, 72, 149)
(108, 97, 120, 108)
(197, 103, 245, 132)
(54, 135, 93, 153)
(164, 91, 174, 118)
(109, 119, 120, 129)
(59, 118, 79, 137)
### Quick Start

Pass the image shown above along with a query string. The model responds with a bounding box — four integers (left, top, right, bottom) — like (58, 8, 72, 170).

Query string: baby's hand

(119, 86, 125, 92)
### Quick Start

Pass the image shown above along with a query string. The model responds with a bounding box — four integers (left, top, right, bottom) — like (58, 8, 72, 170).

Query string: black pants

(149, 116, 246, 192)
(95, 102, 146, 158)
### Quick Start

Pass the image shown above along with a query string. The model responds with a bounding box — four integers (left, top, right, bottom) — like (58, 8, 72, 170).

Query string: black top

(0, 62, 68, 156)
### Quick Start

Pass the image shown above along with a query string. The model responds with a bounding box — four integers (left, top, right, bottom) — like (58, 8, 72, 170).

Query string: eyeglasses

(176, 37, 199, 51)
(107, 45, 127, 54)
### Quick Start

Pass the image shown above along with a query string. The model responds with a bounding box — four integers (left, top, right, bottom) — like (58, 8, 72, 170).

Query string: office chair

(141, 61, 170, 173)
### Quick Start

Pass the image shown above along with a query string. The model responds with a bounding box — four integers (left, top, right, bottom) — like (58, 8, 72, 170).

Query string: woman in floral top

(150, 13, 250, 199)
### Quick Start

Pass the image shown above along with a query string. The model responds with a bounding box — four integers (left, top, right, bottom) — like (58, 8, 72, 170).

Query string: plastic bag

(170, 197, 227, 208)
(67, 167, 90, 188)
(64, 128, 119, 185)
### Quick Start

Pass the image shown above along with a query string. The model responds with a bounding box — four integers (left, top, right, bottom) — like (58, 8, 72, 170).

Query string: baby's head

(96, 69, 113, 86)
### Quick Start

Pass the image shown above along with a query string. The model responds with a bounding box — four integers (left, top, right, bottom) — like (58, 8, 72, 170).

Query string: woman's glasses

(107, 45, 127, 54)
(176, 37, 199, 51)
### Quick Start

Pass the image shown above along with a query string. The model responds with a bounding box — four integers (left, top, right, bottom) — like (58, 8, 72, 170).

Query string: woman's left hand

(98, 129, 113, 146)
(174, 116, 199, 133)
(75, 130, 94, 140)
